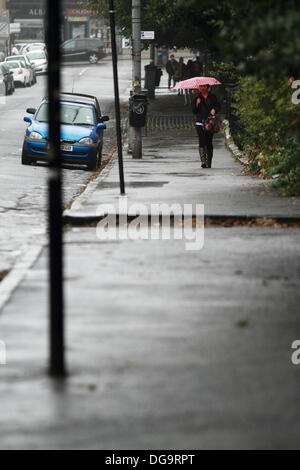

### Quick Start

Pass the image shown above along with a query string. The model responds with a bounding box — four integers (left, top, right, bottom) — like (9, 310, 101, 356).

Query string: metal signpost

(108, 0, 125, 195)
(131, 0, 142, 159)
(46, 0, 66, 377)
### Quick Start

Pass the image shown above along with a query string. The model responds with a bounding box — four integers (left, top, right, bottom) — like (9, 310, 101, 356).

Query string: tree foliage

(86, 0, 300, 78)
(217, 0, 300, 79)
(231, 77, 300, 195)
(85, 0, 226, 51)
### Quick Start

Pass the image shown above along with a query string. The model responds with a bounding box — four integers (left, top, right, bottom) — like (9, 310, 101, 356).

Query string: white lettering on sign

(29, 9, 46, 16)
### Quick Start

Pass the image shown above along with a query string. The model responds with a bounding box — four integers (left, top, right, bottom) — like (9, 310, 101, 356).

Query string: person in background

(175, 57, 186, 82)
(11, 45, 19, 55)
(176, 57, 192, 105)
(193, 56, 204, 76)
(166, 54, 179, 89)
(186, 59, 194, 79)
(174, 57, 186, 95)
(0, 50, 5, 62)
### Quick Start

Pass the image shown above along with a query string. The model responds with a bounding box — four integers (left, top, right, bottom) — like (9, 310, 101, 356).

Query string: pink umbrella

(174, 76, 222, 90)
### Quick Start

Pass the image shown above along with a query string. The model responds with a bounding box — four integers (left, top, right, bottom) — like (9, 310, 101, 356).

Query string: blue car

(22, 92, 109, 170)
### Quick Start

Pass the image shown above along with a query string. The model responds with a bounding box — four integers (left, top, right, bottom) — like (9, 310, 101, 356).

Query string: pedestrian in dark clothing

(174, 57, 186, 98)
(186, 60, 194, 106)
(186, 60, 194, 79)
(193, 56, 204, 76)
(175, 57, 187, 82)
(192, 85, 221, 168)
(175, 58, 191, 105)
(166, 54, 179, 89)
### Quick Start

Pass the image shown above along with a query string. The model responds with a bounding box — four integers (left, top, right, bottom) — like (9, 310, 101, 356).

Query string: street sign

(0, 23, 9, 38)
(141, 31, 155, 40)
(10, 23, 21, 34)
(0, 10, 9, 39)
(122, 38, 131, 49)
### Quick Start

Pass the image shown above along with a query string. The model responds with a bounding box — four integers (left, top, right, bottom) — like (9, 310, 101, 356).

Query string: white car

(22, 43, 46, 54)
(7, 61, 31, 87)
(5, 55, 36, 84)
(26, 50, 48, 75)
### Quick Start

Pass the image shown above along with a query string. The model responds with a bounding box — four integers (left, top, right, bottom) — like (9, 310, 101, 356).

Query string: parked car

(22, 92, 110, 170)
(22, 43, 46, 54)
(0, 70, 6, 97)
(5, 55, 37, 85)
(61, 38, 106, 64)
(26, 50, 48, 75)
(7, 61, 31, 87)
(0, 62, 15, 95)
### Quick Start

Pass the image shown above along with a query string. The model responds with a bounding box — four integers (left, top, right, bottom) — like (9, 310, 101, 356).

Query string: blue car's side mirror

(24, 116, 32, 124)
(97, 123, 107, 130)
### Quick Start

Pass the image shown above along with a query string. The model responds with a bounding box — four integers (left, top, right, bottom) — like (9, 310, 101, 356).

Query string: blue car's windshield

(35, 103, 95, 126)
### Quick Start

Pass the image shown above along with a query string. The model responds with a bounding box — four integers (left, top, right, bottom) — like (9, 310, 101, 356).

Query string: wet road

(0, 59, 132, 272)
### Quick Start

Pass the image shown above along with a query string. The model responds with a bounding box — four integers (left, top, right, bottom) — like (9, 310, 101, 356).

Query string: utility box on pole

(129, 93, 148, 128)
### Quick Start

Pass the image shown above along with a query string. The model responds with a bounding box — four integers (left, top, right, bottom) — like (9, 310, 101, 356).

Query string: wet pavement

(0, 226, 300, 449)
(0, 69, 300, 450)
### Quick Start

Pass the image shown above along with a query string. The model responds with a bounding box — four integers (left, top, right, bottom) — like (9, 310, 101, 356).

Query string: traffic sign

(10, 23, 21, 34)
(0, 10, 9, 39)
(141, 31, 155, 40)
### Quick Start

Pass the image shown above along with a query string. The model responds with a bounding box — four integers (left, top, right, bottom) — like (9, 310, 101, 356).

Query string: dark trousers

(196, 125, 214, 155)
(168, 74, 175, 88)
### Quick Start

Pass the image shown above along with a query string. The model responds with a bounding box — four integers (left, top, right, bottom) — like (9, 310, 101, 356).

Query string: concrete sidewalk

(0, 93, 299, 450)
(65, 95, 300, 221)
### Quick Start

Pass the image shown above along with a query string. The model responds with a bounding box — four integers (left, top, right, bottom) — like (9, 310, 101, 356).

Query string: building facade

(63, 1, 107, 42)
(7, 0, 109, 44)
(7, 0, 46, 41)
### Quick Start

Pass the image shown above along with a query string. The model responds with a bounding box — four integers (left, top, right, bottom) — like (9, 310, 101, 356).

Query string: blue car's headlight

(29, 131, 43, 140)
(79, 137, 93, 145)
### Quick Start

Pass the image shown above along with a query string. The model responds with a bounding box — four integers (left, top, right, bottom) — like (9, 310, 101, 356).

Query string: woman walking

(192, 84, 220, 168)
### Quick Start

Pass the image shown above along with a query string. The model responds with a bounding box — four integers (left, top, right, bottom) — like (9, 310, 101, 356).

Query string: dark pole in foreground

(46, 0, 66, 377)
(108, 0, 125, 195)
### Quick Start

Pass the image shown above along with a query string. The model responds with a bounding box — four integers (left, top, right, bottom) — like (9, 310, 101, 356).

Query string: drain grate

(147, 115, 195, 132)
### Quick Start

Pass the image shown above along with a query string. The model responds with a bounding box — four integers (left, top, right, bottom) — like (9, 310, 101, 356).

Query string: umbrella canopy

(174, 76, 222, 90)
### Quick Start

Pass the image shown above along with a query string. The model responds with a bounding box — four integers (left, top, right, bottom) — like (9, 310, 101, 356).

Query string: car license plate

(61, 144, 73, 152)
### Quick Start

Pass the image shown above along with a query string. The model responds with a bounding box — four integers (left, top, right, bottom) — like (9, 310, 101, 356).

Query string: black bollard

(46, 0, 66, 377)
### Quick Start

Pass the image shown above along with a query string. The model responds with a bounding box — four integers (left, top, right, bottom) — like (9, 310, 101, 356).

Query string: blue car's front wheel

(21, 143, 32, 166)
(87, 144, 102, 171)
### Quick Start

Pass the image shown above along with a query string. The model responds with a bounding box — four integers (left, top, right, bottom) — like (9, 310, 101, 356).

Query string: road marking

(0, 243, 44, 313)
(79, 68, 88, 77)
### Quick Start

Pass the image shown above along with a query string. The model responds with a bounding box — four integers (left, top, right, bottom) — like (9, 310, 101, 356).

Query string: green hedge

(207, 61, 300, 196)
(232, 77, 300, 196)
